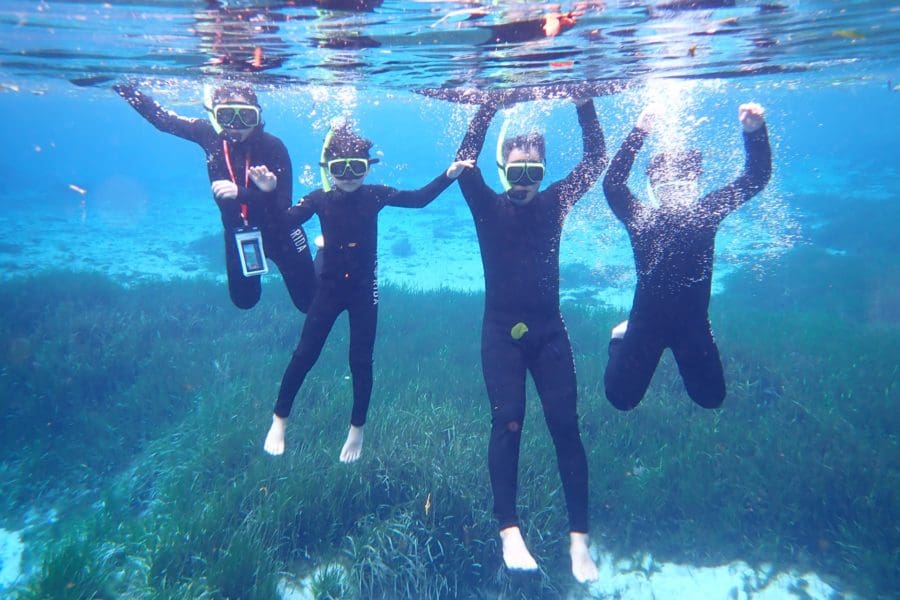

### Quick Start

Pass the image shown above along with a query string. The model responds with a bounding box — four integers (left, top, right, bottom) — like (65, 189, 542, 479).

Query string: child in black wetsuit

(115, 82, 316, 312)
(602, 102, 771, 411)
(262, 124, 473, 462)
(455, 99, 606, 583)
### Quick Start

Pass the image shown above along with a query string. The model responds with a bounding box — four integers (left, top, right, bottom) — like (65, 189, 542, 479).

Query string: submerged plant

(5, 272, 898, 598)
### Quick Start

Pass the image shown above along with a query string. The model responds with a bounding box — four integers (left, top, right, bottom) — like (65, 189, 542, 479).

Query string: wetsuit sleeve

(602, 126, 646, 226)
(381, 173, 454, 209)
(114, 83, 210, 143)
(551, 100, 607, 210)
(456, 103, 497, 162)
(286, 192, 319, 224)
(700, 125, 772, 222)
(456, 103, 499, 213)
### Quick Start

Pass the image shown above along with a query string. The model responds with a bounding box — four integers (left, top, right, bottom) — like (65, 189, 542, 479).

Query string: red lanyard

(223, 140, 250, 224)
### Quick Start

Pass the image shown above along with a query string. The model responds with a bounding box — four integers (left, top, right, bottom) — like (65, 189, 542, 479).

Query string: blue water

(1, 1, 898, 598)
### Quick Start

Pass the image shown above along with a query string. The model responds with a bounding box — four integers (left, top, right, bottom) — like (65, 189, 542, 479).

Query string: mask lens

(215, 107, 237, 126)
(347, 159, 368, 177)
(237, 107, 259, 127)
(505, 162, 544, 184)
(525, 164, 544, 183)
(328, 158, 369, 179)
(215, 105, 259, 129)
(328, 160, 347, 177)
(505, 165, 526, 184)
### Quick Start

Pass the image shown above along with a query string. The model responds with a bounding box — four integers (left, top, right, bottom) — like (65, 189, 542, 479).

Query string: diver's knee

(605, 385, 641, 411)
(491, 405, 525, 434)
(287, 288, 313, 313)
(232, 296, 258, 310)
(693, 388, 725, 409)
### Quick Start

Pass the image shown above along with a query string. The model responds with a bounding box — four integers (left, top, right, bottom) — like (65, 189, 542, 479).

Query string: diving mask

(502, 161, 545, 185)
(212, 104, 261, 129)
(323, 157, 379, 180)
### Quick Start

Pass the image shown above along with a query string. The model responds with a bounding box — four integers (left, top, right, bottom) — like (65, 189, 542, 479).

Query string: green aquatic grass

(1, 268, 897, 599)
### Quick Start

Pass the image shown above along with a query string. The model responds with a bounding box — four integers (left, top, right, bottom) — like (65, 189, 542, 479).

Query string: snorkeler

(113, 82, 316, 312)
(454, 98, 606, 582)
(262, 123, 473, 462)
(602, 102, 771, 411)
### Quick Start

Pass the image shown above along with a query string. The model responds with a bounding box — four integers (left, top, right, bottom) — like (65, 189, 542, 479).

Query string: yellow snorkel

(203, 84, 224, 135)
(496, 117, 511, 192)
(320, 127, 334, 192)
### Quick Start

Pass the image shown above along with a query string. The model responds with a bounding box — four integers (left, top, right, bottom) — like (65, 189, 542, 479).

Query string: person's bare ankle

(264, 414, 286, 456)
(500, 526, 538, 571)
(569, 532, 598, 583)
(339, 425, 364, 463)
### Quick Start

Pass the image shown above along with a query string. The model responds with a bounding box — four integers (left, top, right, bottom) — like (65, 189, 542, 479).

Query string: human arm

(700, 103, 772, 220)
(456, 102, 498, 162)
(602, 105, 656, 225)
(381, 171, 455, 209)
(455, 102, 500, 210)
(553, 98, 607, 209)
(285, 192, 320, 224)
(113, 82, 210, 143)
(242, 136, 293, 212)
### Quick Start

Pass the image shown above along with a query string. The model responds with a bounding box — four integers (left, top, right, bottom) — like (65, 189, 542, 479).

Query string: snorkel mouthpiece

(507, 189, 529, 202)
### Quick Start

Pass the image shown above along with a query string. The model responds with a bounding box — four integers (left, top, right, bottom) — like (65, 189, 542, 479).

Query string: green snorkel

(320, 127, 335, 192)
(496, 117, 512, 192)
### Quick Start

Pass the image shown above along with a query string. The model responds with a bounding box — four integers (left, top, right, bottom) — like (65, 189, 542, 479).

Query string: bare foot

(499, 526, 538, 572)
(611, 320, 628, 340)
(264, 415, 286, 456)
(570, 532, 599, 583)
(339, 425, 364, 463)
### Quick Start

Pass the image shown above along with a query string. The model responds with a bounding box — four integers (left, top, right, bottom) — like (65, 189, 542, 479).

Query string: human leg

(268, 226, 317, 313)
(347, 281, 378, 427)
(275, 287, 343, 417)
(266, 286, 343, 454)
(341, 283, 378, 463)
(481, 314, 535, 570)
(604, 321, 665, 411)
(672, 320, 726, 409)
(529, 322, 598, 582)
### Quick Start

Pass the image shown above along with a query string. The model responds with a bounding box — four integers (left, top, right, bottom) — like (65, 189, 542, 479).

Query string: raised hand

(249, 165, 277, 192)
(636, 103, 662, 133)
(446, 159, 475, 179)
(739, 102, 766, 133)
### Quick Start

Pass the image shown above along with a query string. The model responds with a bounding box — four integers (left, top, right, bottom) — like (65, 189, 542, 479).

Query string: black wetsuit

(456, 101, 606, 533)
(115, 85, 316, 312)
(602, 124, 772, 411)
(274, 175, 453, 426)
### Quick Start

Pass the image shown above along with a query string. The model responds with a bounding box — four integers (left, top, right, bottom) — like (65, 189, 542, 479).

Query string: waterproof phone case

(234, 227, 269, 277)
